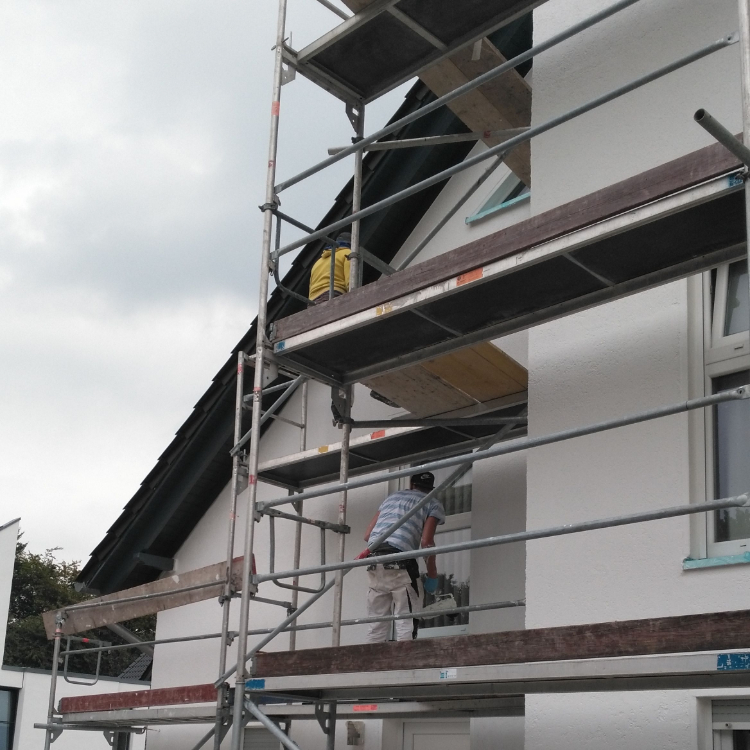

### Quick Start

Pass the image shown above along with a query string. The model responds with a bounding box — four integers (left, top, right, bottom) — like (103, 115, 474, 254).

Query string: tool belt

(366, 544, 419, 579)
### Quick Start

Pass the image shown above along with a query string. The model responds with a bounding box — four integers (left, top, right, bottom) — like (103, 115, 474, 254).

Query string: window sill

(465, 191, 530, 224)
(683, 552, 750, 570)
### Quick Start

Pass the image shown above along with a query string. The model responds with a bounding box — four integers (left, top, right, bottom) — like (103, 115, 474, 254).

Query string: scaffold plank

(43, 557, 246, 638)
(250, 651, 750, 701)
(363, 342, 527, 417)
(288, 0, 544, 104)
(254, 608, 750, 677)
(60, 697, 524, 726)
(58, 683, 217, 714)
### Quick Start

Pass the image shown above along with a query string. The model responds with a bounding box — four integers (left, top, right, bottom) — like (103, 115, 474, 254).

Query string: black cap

(410, 471, 435, 489)
(336, 232, 352, 247)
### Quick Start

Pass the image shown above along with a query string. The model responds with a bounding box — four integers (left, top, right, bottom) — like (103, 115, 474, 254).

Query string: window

(465, 174, 530, 224)
(0, 689, 17, 750)
(712, 700, 750, 749)
(419, 467, 471, 636)
(702, 260, 750, 557)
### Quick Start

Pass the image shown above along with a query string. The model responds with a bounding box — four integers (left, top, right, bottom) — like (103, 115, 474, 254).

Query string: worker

(361, 472, 444, 642)
(308, 232, 351, 305)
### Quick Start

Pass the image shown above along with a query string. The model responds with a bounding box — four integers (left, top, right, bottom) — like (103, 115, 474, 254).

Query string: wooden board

(362, 342, 527, 417)
(362, 364, 476, 418)
(273, 139, 742, 343)
(341, 1, 532, 183)
(419, 57, 531, 186)
(43, 557, 246, 639)
(255, 609, 750, 677)
(59, 683, 217, 714)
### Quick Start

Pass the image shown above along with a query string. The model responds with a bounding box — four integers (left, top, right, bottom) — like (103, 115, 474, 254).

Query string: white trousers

(366, 565, 422, 642)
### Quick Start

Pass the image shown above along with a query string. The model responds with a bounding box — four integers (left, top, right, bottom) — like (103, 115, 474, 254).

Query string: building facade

(72, 0, 750, 748)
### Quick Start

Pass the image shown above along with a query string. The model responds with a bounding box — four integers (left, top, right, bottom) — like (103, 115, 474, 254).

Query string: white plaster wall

(0, 519, 20, 657)
(526, 0, 750, 748)
(471, 716, 524, 750)
(470, 452, 527, 636)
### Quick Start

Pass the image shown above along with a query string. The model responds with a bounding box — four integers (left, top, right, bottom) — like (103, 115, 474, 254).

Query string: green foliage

(3, 538, 155, 678)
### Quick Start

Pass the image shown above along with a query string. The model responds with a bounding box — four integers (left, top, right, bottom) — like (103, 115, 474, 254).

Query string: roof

(78, 18, 532, 595)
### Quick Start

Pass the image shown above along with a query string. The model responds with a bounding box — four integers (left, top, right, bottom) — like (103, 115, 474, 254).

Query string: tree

(4, 538, 155, 678)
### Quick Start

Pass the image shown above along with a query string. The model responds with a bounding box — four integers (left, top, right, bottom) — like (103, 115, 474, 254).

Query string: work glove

(423, 577, 438, 594)
(355, 549, 371, 560)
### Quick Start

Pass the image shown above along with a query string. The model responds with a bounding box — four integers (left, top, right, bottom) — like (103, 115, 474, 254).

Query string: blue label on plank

(246, 678, 266, 689)
(275, 341, 286, 352)
(729, 172, 745, 188)
(717, 653, 750, 671)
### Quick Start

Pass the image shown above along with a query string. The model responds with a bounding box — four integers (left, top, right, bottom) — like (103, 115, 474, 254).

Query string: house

(44, 0, 750, 748)
(0, 518, 148, 750)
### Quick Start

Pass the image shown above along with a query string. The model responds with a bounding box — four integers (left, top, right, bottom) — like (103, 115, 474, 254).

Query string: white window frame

(693, 266, 750, 558)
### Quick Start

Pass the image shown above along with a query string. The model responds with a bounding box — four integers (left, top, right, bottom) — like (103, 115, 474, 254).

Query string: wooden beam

(418, 41, 532, 185)
(59, 683, 217, 714)
(42, 557, 246, 639)
(255, 609, 750, 677)
(342, 0, 532, 184)
(273, 139, 742, 343)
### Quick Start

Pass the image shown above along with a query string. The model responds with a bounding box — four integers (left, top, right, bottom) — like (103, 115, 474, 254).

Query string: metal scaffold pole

(212, 350, 246, 749)
(331, 387, 351, 647)
(42, 616, 63, 750)
(289, 380, 309, 652)
(331, 104, 365, 648)
(738, 0, 750, 336)
(230, 0, 288, 746)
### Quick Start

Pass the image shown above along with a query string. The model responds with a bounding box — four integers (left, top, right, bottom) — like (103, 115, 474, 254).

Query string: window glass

(0, 689, 15, 750)
(421, 527, 470, 630)
(725, 261, 749, 336)
(0, 693, 9, 723)
(734, 730, 750, 750)
(431, 467, 472, 515)
(714, 369, 750, 542)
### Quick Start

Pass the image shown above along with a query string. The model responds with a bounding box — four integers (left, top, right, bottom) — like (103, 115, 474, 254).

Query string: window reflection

(725, 261, 749, 336)
(714, 370, 750, 542)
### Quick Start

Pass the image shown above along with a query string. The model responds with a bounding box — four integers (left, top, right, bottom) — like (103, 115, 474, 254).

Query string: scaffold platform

(272, 141, 746, 384)
(258, 396, 526, 489)
(43, 607, 750, 733)
(282, 0, 543, 104)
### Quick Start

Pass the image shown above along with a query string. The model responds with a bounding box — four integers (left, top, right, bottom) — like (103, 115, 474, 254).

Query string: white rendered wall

(526, 0, 750, 749)
(0, 519, 19, 657)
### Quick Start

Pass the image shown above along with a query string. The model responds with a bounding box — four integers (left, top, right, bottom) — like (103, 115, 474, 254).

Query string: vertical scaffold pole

(212, 349, 246, 749)
(289, 380, 308, 651)
(331, 104, 365, 647)
(43, 615, 63, 750)
(230, 0, 287, 746)
(739, 0, 750, 335)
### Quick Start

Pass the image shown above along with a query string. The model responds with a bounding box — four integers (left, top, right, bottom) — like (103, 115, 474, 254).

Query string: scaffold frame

(37, 0, 750, 748)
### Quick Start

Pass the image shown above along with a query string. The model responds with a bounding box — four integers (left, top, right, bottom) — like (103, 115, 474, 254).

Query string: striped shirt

(369, 490, 445, 552)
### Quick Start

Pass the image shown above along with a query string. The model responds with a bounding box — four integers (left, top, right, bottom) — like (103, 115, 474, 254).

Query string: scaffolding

(36, 0, 750, 748)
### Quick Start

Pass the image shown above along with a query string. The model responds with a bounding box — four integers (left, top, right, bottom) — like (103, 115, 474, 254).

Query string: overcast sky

(0, 1, 409, 563)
